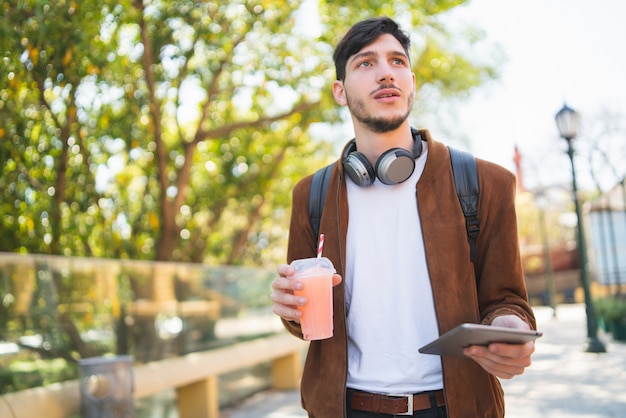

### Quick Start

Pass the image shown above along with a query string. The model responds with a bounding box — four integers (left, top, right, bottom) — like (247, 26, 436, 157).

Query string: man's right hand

(271, 264, 342, 323)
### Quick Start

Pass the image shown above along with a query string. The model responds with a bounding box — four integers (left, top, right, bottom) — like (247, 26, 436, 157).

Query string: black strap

(308, 162, 335, 240)
(449, 147, 480, 262)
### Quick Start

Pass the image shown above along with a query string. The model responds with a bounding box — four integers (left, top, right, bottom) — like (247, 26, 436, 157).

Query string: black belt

(349, 389, 445, 416)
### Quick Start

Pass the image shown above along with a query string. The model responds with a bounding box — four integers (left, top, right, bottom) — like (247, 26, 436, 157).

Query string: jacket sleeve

(474, 159, 536, 329)
(287, 174, 318, 262)
(280, 174, 318, 338)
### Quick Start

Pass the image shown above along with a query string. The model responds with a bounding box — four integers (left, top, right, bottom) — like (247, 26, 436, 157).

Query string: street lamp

(555, 103, 606, 353)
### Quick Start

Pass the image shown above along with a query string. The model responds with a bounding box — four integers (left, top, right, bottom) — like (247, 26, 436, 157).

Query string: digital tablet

(418, 323, 542, 358)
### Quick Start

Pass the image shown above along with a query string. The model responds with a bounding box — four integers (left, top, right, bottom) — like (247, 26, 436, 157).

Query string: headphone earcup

(343, 151, 376, 187)
(375, 148, 415, 185)
(341, 130, 423, 187)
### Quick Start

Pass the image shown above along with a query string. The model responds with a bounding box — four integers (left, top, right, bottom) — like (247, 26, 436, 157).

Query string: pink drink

(291, 257, 335, 340)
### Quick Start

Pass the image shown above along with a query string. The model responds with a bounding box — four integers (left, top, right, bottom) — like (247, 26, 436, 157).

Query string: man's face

(333, 34, 416, 133)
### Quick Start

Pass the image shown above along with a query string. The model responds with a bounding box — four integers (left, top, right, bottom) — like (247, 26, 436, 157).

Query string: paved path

(221, 304, 626, 417)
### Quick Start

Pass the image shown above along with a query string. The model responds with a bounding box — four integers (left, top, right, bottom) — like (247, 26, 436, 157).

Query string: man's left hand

(463, 315, 535, 379)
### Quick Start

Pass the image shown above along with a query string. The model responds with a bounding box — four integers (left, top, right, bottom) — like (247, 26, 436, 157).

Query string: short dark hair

(333, 17, 411, 81)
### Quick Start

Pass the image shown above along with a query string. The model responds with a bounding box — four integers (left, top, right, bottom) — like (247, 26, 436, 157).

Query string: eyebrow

(349, 49, 409, 65)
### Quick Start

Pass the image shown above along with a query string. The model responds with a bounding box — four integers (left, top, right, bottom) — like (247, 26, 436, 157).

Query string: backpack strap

(449, 147, 480, 262)
(308, 162, 336, 240)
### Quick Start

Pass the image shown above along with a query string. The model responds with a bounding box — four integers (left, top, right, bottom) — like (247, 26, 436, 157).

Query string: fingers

(276, 263, 294, 278)
(332, 273, 342, 286)
(271, 264, 305, 323)
(464, 341, 534, 379)
(469, 315, 535, 378)
(489, 340, 535, 359)
(466, 351, 523, 379)
(490, 314, 531, 331)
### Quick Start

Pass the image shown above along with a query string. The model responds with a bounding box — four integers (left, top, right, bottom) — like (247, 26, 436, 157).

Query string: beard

(346, 90, 414, 133)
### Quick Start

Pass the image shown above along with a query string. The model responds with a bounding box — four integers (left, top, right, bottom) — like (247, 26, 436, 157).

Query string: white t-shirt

(345, 141, 443, 393)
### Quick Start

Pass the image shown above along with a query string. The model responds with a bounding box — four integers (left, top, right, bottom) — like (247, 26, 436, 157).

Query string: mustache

(371, 84, 402, 95)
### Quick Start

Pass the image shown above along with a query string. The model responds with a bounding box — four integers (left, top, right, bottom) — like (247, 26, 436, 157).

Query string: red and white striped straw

(317, 234, 324, 259)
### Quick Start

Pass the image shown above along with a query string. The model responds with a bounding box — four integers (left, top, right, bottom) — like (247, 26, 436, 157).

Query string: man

(271, 16, 536, 418)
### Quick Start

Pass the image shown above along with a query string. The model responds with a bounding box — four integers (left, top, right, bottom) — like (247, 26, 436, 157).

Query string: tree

(583, 108, 626, 193)
(0, 1, 114, 256)
(109, 0, 330, 262)
(1, 0, 498, 265)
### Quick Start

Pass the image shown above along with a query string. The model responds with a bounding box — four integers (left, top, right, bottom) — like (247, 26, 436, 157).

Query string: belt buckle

(390, 393, 413, 416)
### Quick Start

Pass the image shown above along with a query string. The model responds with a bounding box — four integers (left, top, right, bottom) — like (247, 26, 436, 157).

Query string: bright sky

(442, 0, 626, 191)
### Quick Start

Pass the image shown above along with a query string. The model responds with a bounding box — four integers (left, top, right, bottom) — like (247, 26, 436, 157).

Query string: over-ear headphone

(343, 127, 424, 187)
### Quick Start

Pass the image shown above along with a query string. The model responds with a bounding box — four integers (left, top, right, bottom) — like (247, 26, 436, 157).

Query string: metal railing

(0, 252, 304, 418)
(0, 332, 306, 418)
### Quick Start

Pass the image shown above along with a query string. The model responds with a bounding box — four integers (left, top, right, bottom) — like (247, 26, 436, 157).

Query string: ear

(332, 80, 347, 106)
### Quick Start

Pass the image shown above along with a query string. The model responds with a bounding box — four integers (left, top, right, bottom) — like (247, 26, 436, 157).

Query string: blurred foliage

(515, 190, 574, 255)
(0, 0, 497, 266)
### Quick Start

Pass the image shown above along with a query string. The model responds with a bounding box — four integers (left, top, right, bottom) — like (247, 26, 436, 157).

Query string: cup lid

(290, 257, 335, 274)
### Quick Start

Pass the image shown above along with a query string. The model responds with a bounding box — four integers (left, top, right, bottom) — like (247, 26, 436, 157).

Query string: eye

(357, 60, 372, 68)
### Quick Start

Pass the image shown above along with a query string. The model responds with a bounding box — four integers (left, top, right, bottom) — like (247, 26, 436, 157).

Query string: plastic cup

(290, 257, 335, 340)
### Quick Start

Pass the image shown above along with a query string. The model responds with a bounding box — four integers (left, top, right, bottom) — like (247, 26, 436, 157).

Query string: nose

(378, 71, 394, 84)
(378, 64, 394, 84)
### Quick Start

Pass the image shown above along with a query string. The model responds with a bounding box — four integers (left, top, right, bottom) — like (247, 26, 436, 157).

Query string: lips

(373, 88, 400, 99)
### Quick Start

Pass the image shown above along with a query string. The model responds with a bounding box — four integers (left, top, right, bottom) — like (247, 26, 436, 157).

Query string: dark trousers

(346, 390, 447, 418)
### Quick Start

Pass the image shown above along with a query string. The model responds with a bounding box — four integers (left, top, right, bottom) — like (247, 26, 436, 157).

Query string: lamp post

(555, 103, 606, 353)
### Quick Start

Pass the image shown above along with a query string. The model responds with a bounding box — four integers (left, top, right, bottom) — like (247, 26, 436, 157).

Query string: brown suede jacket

(282, 129, 536, 418)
